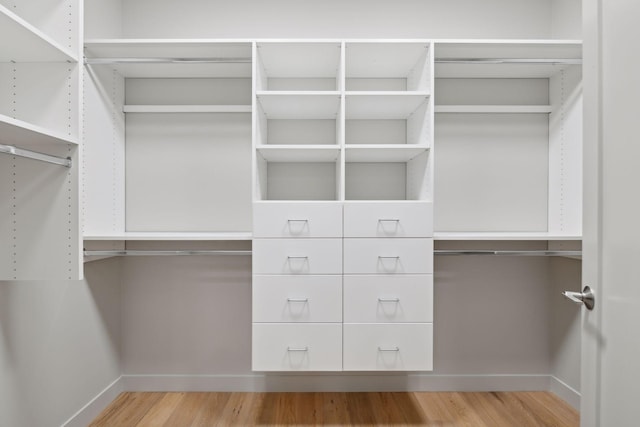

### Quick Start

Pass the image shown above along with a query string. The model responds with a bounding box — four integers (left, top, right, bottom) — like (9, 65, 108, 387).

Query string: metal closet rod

(85, 57, 252, 64)
(434, 58, 582, 65)
(84, 249, 252, 257)
(0, 144, 72, 168)
(434, 250, 581, 257)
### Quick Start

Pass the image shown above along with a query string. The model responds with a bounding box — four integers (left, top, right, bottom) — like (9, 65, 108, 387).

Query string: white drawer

(343, 238, 433, 274)
(344, 275, 433, 323)
(253, 239, 342, 275)
(252, 323, 342, 371)
(253, 275, 342, 323)
(343, 323, 433, 371)
(343, 202, 433, 238)
(253, 202, 342, 238)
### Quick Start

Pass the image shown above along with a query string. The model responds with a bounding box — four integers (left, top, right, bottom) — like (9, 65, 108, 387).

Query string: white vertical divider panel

(338, 41, 346, 201)
(82, 66, 126, 236)
(0, 0, 82, 280)
(548, 65, 582, 236)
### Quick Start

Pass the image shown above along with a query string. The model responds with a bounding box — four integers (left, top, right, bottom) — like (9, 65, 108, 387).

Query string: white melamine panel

(267, 119, 336, 145)
(346, 119, 406, 145)
(0, 114, 77, 147)
(125, 112, 251, 232)
(434, 113, 548, 232)
(345, 94, 429, 119)
(343, 323, 433, 371)
(0, 3, 77, 62)
(345, 78, 406, 91)
(252, 275, 342, 323)
(0, 145, 80, 280)
(125, 78, 251, 105)
(346, 42, 430, 90)
(0, 63, 79, 141)
(343, 201, 433, 237)
(435, 78, 549, 106)
(343, 275, 433, 323)
(252, 323, 342, 371)
(264, 161, 338, 201)
(343, 238, 433, 274)
(257, 146, 340, 162)
(253, 202, 342, 238)
(83, 65, 126, 237)
(344, 146, 429, 163)
(257, 93, 341, 119)
(548, 66, 582, 237)
(123, 105, 251, 113)
(435, 105, 552, 114)
(256, 42, 341, 89)
(253, 239, 343, 275)
(345, 163, 406, 200)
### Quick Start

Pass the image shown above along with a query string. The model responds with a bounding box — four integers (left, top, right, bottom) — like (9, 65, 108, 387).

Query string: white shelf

(257, 92, 341, 119)
(434, 232, 582, 241)
(0, 113, 78, 147)
(346, 92, 430, 119)
(257, 145, 340, 162)
(435, 40, 582, 78)
(0, 4, 77, 62)
(83, 232, 253, 241)
(123, 105, 252, 113)
(346, 42, 430, 78)
(84, 39, 252, 78)
(345, 145, 429, 162)
(435, 105, 553, 114)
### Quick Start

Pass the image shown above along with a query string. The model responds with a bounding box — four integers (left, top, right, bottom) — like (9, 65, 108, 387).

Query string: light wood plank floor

(89, 391, 579, 426)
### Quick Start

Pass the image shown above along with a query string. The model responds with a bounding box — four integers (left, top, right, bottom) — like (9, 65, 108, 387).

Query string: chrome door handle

(562, 286, 595, 310)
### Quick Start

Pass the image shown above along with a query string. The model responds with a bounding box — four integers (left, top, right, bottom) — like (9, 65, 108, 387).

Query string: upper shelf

(0, 4, 77, 62)
(84, 39, 252, 78)
(434, 40, 582, 78)
(257, 41, 341, 78)
(434, 231, 582, 241)
(346, 92, 430, 119)
(83, 231, 253, 241)
(257, 92, 341, 119)
(0, 113, 78, 147)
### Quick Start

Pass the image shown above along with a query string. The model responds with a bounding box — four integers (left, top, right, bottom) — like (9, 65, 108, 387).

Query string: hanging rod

(434, 250, 581, 257)
(84, 250, 252, 257)
(84, 57, 252, 65)
(0, 144, 72, 168)
(434, 58, 582, 65)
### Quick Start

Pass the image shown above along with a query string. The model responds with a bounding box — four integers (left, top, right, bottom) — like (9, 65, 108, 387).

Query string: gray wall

(0, 258, 121, 427)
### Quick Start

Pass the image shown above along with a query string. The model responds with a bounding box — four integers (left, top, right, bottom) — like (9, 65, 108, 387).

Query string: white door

(582, 0, 640, 425)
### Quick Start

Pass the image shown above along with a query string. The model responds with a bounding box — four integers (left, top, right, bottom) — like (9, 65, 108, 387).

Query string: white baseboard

(549, 375, 581, 410)
(121, 373, 551, 393)
(62, 376, 124, 427)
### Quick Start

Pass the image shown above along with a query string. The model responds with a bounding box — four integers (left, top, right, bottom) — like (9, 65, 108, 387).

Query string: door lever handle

(562, 286, 595, 310)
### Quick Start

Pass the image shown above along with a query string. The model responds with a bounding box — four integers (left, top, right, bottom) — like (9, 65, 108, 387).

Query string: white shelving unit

(252, 40, 434, 372)
(433, 40, 582, 240)
(83, 39, 253, 241)
(0, 0, 81, 280)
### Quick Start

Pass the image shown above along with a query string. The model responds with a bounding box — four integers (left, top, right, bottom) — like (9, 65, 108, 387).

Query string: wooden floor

(89, 391, 578, 426)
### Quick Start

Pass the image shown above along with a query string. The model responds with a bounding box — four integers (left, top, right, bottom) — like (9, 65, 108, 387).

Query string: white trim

(549, 375, 581, 411)
(62, 376, 123, 427)
(121, 373, 551, 393)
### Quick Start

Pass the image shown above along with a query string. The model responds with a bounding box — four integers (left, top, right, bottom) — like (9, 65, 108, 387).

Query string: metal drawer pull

(287, 256, 308, 259)
(378, 256, 400, 259)
(378, 298, 400, 303)
(378, 346, 400, 352)
(287, 219, 309, 223)
(378, 219, 400, 222)
(287, 298, 309, 303)
(287, 346, 309, 352)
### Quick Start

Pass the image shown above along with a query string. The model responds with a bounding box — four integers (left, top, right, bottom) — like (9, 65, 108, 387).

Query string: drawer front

(253, 275, 342, 323)
(343, 275, 433, 323)
(343, 202, 433, 238)
(252, 323, 342, 371)
(253, 239, 343, 275)
(343, 238, 433, 274)
(253, 202, 342, 238)
(343, 323, 433, 371)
